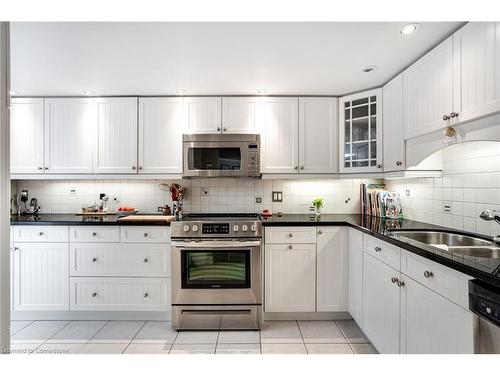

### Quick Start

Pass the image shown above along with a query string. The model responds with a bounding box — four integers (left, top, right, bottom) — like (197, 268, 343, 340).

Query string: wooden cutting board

(117, 215, 176, 222)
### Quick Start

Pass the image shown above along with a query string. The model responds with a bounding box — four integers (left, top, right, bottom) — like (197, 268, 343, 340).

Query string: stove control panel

(202, 223, 230, 234)
(171, 219, 262, 238)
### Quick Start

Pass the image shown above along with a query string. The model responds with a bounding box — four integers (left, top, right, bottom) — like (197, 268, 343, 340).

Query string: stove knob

(183, 224, 191, 232)
(242, 224, 248, 232)
(233, 224, 239, 232)
(192, 224, 199, 232)
(250, 224, 257, 232)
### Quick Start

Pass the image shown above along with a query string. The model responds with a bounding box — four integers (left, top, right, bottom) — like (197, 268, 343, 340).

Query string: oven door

(172, 240, 261, 305)
(182, 141, 249, 177)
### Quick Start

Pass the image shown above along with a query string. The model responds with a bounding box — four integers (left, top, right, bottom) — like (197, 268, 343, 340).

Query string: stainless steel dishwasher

(469, 280, 500, 353)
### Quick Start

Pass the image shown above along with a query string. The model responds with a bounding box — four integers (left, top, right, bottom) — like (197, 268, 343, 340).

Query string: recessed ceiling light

(175, 89, 186, 95)
(361, 66, 377, 73)
(83, 90, 94, 96)
(256, 89, 269, 95)
(9, 90, 20, 96)
(400, 23, 419, 36)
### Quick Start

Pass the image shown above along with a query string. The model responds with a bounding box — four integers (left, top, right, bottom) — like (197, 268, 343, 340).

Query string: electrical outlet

(272, 191, 283, 202)
(405, 189, 410, 197)
(255, 197, 262, 204)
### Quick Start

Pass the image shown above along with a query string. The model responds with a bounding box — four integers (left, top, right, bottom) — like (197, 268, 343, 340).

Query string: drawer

(265, 227, 317, 244)
(121, 226, 170, 243)
(70, 277, 170, 311)
(401, 251, 472, 309)
(12, 226, 68, 243)
(70, 226, 120, 243)
(363, 234, 401, 270)
(70, 243, 171, 277)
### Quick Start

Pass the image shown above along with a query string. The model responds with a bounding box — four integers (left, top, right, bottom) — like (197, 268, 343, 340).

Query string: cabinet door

(299, 97, 338, 173)
(12, 243, 69, 311)
(401, 276, 474, 354)
(265, 243, 315, 312)
(382, 74, 405, 172)
(184, 97, 222, 134)
(260, 97, 299, 174)
(363, 253, 400, 353)
(348, 228, 363, 325)
(316, 227, 348, 311)
(453, 22, 500, 123)
(94, 98, 138, 174)
(44, 98, 95, 174)
(403, 37, 454, 139)
(10, 98, 45, 174)
(222, 97, 258, 134)
(138, 98, 183, 173)
(339, 89, 383, 173)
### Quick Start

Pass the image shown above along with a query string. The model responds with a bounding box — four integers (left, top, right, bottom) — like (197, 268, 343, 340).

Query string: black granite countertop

(11, 212, 500, 288)
(10, 213, 172, 226)
(262, 214, 500, 289)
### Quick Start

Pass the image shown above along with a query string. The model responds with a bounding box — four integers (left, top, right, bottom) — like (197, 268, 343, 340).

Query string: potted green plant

(312, 197, 324, 216)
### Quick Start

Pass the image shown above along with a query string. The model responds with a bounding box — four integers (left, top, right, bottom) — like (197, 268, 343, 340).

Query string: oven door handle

(172, 240, 261, 248)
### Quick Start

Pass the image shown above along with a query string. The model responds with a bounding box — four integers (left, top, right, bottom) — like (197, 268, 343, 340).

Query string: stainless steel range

(171, 214, 262, 330)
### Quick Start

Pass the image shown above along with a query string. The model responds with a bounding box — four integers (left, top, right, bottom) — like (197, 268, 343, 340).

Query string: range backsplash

(12, 178, 379, 216)
(386, 141, 500, 237)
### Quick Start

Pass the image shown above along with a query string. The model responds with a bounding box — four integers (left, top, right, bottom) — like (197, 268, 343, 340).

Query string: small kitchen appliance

(171, 213, 262, 330)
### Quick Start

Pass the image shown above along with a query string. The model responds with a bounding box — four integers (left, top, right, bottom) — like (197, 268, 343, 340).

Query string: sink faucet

(479, 210, 500, 244)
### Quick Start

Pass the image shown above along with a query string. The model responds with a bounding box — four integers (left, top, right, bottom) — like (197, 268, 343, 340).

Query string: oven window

(181, 250, 251, 289)
(187, 147, 241, 170)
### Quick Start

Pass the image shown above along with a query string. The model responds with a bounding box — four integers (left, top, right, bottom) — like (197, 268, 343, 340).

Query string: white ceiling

(10, 22, 464, 96)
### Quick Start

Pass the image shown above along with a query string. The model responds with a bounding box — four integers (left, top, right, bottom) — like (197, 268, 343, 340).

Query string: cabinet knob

(143, 232, 148, 237)
(288, 233, 293, 237)
(37, 166, 43, 170)
(138, 166, 143, 170)
(395, 160, 402, 166)
(217, 127, 221, 131)
(300, 166, 304, 170)
(43, 167, 49, 170)
(443, 114, 450, 121)
(92, 232, 97, 237)
(92, 257, 97, 263)
(424, 270, 433, 278)
(318, 230, 323, 235)
(397, 280, 405, 288)
(132, 166, 137, 170)
(144, 292, 149, 298)
(294, 166, 298, 170)
(144, 258, 149, 263)
(223, 127, 227, 132)
(92, 292, 97, 297)
(376, 164, 382, 169)
(13, 247, 19, 251)
(391, 277, 398, 284)
(288, 245, 293, 250)
(450, 112, 459, 118)
(39, 232, 44, 236)
(374, 246, 382, 252)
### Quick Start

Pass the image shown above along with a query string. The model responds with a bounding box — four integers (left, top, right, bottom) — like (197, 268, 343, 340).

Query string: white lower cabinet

(316, 227, 348, 311)
(401, 276, 474, 354)
(348, 228, 363, 325)
(12, 243, 69, 311)
(363, 253, 401, 354)
(265, 243, 316, 312)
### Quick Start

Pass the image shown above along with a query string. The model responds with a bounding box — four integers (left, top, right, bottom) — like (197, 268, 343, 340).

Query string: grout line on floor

(213, 329, 220, 354)
(334, 320, 355, 354)
(295, 320, 308, 354)
(10, 320, 36, 336)
(42, 320, 73, 345)
(121, 321, 147, 354)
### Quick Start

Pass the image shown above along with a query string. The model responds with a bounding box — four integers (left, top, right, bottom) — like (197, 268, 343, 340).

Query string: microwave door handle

(172, 240, 261, 248)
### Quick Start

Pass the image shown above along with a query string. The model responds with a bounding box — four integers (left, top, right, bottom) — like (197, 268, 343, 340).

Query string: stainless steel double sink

(388, 230, 500, 259)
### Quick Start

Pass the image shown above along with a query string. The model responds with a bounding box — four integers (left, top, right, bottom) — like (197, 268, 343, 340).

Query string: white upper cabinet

(10, 98, 45, 174)
(339, 89, 383, 173)
(221, 97, 259, 133)
(403, 37, 454, 139)
(184, 97, 222, 134)
(383, 74, 405, 172)
(44, 98, 95, 174)
(316, 227, 348, 312)
(299, 97, 338, 173)
(260, 97, 299, 174)
(94, 98, 138, 174)
(138, 98, 183, 174)
(453, 22, 500, 123)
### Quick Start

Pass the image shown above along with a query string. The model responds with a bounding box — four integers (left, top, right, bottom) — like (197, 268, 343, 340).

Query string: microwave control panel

(247, 144, 259, 176)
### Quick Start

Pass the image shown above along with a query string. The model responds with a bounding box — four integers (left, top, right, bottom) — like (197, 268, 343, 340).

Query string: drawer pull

(397, 280, 405, 288)
(288, 233, 293, 238)
(143, 258, 149, 263)
(92, 292, 98, 297)
(39, 232, 44, 236)
(288, 245, 293, 250)
(424, 270, 433, 278)
(144, 233, 149, 237)
(92, 232, 97, 237)
(391, 277, 398, 284)
(374, 246, 382, 252)
(318, 230, 323, 235)
(92, 257, 98, 263)
(144, 293, 149, 298)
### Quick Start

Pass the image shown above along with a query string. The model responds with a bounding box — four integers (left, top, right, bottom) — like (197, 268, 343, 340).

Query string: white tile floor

(9, 319, 377, 354)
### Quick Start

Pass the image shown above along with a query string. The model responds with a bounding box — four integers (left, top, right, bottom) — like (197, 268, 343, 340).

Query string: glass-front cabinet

(339, 88, 383, 173)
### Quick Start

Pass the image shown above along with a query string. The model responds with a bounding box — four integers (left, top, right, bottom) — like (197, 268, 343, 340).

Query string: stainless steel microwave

(182, 134, 260, 178)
